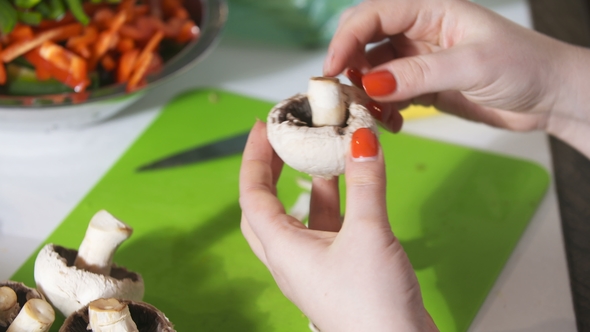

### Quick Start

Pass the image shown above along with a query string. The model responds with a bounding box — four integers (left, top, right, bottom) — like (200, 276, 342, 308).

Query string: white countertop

(0, 1, 577, 331)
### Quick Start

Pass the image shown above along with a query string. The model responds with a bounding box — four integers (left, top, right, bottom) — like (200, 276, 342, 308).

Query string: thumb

(341, 128, 390, 234)
(362, 46, 479, 102)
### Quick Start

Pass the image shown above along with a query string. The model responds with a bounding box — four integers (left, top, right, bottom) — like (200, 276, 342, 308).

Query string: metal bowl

(0, 0, 227, 131)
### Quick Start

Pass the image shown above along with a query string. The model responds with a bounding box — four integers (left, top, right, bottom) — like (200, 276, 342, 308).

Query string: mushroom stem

(88, 298, 139, 332)
(307, 77, 346, 127)
(5, 299, 55, 332)
(74, 210, 133, 276)
(0, 286, 19, 327)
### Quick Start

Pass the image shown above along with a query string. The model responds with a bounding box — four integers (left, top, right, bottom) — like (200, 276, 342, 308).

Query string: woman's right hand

(325, 0, 590, 157)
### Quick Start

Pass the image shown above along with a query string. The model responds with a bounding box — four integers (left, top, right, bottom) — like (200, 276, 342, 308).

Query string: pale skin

(325, 0, 590, 158)
(240, 0, 590, 330)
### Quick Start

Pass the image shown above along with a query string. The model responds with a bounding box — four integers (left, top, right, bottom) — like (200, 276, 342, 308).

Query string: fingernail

(388, 110, 404, 133)
(351, 128, 378, 162)
(362, 70, 397, 97)
(346, 67, 363, 88)
(366, 101, 385, 122)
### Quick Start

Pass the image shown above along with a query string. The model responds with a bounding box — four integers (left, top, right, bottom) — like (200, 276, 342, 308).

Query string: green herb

(0, 0, 18, 35)
(48, 0, 66, 20)
(5, 64, 73, 95)
(64, 0, 89, 25)
(35, 2, 51, 17)
(17, 10, 43, 25)
(14, 0, 42, 9)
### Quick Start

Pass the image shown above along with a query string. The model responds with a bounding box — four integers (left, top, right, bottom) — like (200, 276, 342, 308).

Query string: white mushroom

(267, 77, 378, 179)
(88, 298, 139, 332)
(6, 298, 55, 332)
(0, 280, 46, 329)
(0, 286, 19, 327)
(34, 210, 144, 317)
(74, 210, 134, 276)
(59, 298, 176, 332)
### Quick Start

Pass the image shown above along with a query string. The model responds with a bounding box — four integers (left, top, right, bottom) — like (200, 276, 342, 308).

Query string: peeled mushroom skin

(267, 83, 378, 178)
(60, 299, 176, 332)
(34, 244, 144, 318)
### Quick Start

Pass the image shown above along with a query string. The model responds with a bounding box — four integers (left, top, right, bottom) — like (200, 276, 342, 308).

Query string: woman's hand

(239, 121, 438, 332)
(325, 0, 590, 157)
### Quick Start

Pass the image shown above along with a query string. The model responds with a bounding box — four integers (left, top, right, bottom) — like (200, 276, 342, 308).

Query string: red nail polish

(362, 70, 397, 97)
(388, 110, 404, 133)
(346, 68, 363, 88)
(366, 101, 385, 122)
(351, 128, 378, 161)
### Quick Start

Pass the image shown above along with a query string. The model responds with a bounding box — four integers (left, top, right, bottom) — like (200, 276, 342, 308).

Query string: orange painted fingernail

(388, 110, 404, 133)
(362, 70, 397, 97)
(366, 101, 385, 122)
(351, 128, 378, 161)
(346, 67, 363, 88)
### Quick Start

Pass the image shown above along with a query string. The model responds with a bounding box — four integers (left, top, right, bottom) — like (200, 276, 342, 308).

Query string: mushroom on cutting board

(6, 298, 55, 332)
(0, 286, 19, 328)
(34, 210, 144, 317)
(267, 77, 378, 179)
(59, 298, 175, 332)
(0, 281, 53, 332)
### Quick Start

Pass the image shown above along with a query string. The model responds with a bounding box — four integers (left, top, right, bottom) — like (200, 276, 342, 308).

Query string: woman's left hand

(239, 121, 438, 332)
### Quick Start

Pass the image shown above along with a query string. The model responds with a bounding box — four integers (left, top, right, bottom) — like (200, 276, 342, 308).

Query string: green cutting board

(11, 89, 549, 332)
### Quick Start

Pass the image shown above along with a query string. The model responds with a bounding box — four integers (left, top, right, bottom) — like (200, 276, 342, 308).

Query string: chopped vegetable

(0, 0, 200, 95)
(64, 0, 89, 25)
(1, 23, 82, 62)
(0, 0, 17, 35)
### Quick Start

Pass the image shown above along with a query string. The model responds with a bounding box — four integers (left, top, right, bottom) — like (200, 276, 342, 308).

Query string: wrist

(544, 43, 590, 157)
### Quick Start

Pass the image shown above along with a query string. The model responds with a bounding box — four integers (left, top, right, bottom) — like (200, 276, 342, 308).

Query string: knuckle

(395, 56, 432, 94)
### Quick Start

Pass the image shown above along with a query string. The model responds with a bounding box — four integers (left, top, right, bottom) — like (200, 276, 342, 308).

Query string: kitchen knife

(137, 132, 250, 171)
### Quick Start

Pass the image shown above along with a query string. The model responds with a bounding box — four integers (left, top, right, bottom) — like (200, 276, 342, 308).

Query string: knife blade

(137, 132, 250, 172)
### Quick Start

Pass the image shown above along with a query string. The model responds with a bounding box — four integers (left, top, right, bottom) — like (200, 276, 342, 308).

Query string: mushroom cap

(59, 299, 175, 332)
(267, 84, 378, 178)
(0, 281, 45, 305)
(0, 281, 45, 332)
(34, 244, 144, 317)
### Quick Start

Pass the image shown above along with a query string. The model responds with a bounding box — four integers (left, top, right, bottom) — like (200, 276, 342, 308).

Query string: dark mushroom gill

(276, 95, 350, 134)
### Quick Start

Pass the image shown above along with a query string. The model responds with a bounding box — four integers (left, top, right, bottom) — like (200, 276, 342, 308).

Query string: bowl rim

(0, 0, 228, 110)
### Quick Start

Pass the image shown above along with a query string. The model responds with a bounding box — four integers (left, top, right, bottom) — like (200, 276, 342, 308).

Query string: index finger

(323, 0, 425, 76)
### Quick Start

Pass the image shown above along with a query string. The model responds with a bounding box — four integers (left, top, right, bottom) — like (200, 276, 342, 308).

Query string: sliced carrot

(136, 30, 164, 67)
(173, 7, 189, 20)
(71, 44, 91, 59)
(127, 51, 152, 91)
(163, 17, 183, 38)
(116, 37, 135, 53)
(91, 11, 127, 70)
(117, 48, 138, 83)
(117, 0, 136, 22)
(119, 24, 149, 41)
(67, 25, 98, 49)
(93, 8, 115, 30)
(136, 16, 164, 37)
(108, 9, 128, 32)
(162, 0, 183, 18)
(9, 25, 34, 42)
(26, 42, 90, 92)
(134, 4, 150, 16)
(38, 13, 75, 30)
(35, 65, 52, 81)
(1, 23, 83, 63)
(83, 2, 110, 16)
(176, 20, 199, 43)
(101, 54, 116, 72)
